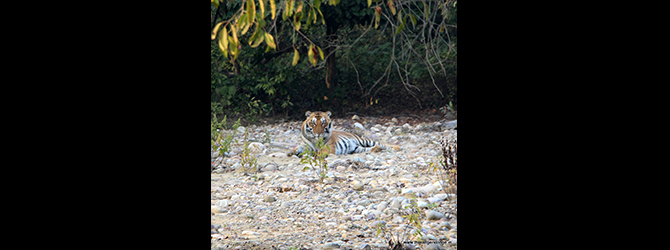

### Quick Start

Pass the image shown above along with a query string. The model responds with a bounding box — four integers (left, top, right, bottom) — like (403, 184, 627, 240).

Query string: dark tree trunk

(325, 22, 340, 89)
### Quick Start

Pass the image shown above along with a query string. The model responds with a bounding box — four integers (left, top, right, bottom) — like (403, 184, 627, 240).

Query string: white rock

(319, 242, 340, 249)
(432, 193, 448, 201)
(261, 164, 277, 172)
(215, 200, 229, 207)
(390, 199, 401, 209)
(426, 197, 443, 204)
(443, 120, 457, 130)
(268, 152, 287, 158)
(237, 126, 246, 133)
(352, 115, 360, 120)
(377, 201, 388, 212)
(354, 122, 365, 131)
(352, 181, 365, 191)
(242, 230, 260, 235)
(369, 210, 383, 218)
(211, 205, 224, 213)
(413, 124, 423, 132)
(425, 210, 446, 220)
(247, 142, 265, 154)
(370, 127, 380, 132)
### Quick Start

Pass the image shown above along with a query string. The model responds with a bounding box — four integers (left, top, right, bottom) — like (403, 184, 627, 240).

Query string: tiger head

(301, 111, 333, 146)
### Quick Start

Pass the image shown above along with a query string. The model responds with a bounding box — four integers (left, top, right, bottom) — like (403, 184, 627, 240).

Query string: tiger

(288, 111, 400, 157)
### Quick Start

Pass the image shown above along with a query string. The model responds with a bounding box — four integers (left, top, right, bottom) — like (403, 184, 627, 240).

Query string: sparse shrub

(299, 137, 330, 182)
(375, 193, 425, 249)
(236, 127, 259, 174)
(211, 114, 241, 172)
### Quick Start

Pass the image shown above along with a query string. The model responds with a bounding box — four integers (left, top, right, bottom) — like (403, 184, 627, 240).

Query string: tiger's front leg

(288, 145, 306, 157)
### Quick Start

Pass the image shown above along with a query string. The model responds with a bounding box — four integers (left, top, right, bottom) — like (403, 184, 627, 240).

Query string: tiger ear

(305, 111, 312, 117)
(325, 111, 332, 117)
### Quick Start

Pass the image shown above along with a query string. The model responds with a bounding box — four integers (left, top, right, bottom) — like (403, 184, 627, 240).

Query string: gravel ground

(211, 115, 457, 250)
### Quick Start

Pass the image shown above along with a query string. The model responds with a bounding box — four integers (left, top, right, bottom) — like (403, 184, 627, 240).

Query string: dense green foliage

(211, 0, 456, 123)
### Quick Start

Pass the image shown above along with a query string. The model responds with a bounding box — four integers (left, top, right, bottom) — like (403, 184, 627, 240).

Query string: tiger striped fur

(289, 111, 400, 156)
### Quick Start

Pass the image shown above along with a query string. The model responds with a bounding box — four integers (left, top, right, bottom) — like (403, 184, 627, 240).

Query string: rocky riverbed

(211, 114, 457, 250)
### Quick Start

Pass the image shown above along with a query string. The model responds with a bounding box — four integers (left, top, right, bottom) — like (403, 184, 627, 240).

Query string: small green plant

(211, 114, 241, 172)
(440, 100, 457, 119)
(375, 193, 427, 249)
(299, 137, 330, 182)
(402, 195, 424, 240)
(237, 127, 259, 174)
(263, 128, 272, 144)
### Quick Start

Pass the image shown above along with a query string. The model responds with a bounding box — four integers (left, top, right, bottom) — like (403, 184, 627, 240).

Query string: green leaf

(219, 26, 228, 58)
(308, 44, 316, 66)
(240, 19, 251, 35)
(309, 7, 316, 24)
(314, 0, 321, 9)
(230, 23, 238, 44)
(259, 0, 265, 17)
(367, 0, 372, 7)
(246, 0, 256, 23)
(294, 12, 301, 31)
(317, 46, 324, 60)
(250, 29, 265, 47)
(264, 32, 276, 50)
(317, 8, 325, 25)
(211, 22, 224, 40)
(395, 13, 405, 35)
(292, 48, 300, 66)
(388, 0, 396, 15)
(270, 0, 276, 19)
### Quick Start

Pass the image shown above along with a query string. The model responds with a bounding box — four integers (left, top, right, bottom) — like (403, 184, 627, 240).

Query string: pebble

(425, 210, 446, 220)
(261, 164, 277, 172)
(390, 199, 402, 209)
(237, 126, 246, 133)
(211, 205, 224, 213)
(280, 201, 291, 209)
(264, 195, 276, 202)
(352, 182, 364, 191)
(319, 242, 341, 249)
(376, 201, 388, 211)
(247, 142, 265, 154)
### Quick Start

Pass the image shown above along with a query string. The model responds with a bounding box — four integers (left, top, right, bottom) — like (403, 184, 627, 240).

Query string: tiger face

(301, 111, 333, 149)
